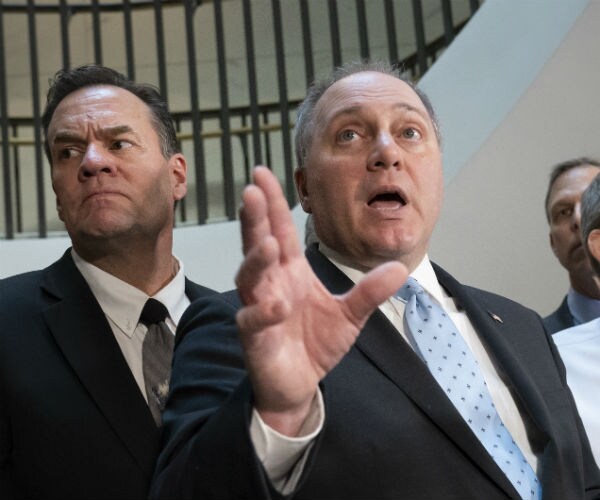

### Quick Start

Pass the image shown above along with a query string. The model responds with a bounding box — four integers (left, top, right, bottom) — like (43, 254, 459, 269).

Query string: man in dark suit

(543, 157, 600, 333)
(0, 65, 215, 499)
(151, 61, 600, 499)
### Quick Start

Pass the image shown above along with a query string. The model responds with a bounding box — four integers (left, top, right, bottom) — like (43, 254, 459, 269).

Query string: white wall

(2, 0, 599, 315)
(426, 0, 600, 314)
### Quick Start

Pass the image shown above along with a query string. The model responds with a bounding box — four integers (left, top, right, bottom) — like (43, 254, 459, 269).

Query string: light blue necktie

(397, 277, 541, 500)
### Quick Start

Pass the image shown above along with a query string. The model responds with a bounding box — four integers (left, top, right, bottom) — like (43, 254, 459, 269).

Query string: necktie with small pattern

(140, 298, 174, 427)
(396, 277, 541, 500)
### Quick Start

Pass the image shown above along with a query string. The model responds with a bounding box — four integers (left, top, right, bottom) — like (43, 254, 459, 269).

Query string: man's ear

(294, 167, 312, 213)
(587, 229, 600, 264)
(55, 196, 65, 222)
(549, 232, 559, 257)
(170, 153, 188, 201)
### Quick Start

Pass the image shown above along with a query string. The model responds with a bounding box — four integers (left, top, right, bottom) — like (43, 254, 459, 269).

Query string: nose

(367, 132, 401, 171)
(78, 144, 116, 181)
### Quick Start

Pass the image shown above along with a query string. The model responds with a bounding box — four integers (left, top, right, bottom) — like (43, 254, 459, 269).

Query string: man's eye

(338, 130, 358, 142)
(111, 140, 133, 150)
(402, 128, 421, 140)
(553, 207, 573, 222)
(57, 148, 80, 160)
(560, 207, 573, 217)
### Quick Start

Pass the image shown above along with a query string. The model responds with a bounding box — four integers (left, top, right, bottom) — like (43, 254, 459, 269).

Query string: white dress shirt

(553, 318, 600, 466)
(71, 250, 190, 400)
(252, 246, 539, 492)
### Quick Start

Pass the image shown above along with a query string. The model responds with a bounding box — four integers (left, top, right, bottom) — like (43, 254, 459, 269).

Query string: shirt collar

(317, 243, 444, 305)
(567, 287, 600, 325)
(71, 249, 187, 337)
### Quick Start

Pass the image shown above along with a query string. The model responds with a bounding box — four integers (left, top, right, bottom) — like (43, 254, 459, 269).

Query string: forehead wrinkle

(51, 124, 136, 145)
(319, 101, 430, 129)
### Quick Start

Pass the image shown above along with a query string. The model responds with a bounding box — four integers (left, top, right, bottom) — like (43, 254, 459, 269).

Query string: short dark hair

(42, 64, 179, 163)
(294, 60, 440, 170)
(544, 157, 600, 222)
(581, 173, 600, 276)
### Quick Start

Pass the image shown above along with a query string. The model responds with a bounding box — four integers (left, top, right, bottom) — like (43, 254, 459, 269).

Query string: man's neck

(73, 237, 178, 296)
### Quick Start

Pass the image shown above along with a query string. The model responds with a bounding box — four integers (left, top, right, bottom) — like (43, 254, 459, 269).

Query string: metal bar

(263, 111, 273, 169)
(327, 0, 342, 68)
(90, 0, 103, 64)
(384, 0, 398, 63)
(27, 0, 46, 237)
(153, 0, 168, 96)
(238, 114, 251, 185)
(58, 0, 70, 69)
(441, 0, 454, 45)
(242, 0, 263, 167)
(2, 1, 186, 15)
(122, 0, 135, 80)
(213, 0, 235, 220)
(411, 0, 427, 77)
(11, 124, 22, 233)
(355, 0, 369, 60)
(183, 0, 207, 224)
(271, 0, 295, 204)
(299, 0, 314, 88)
(1, 121, 297, 147)
(0, 3, 14, 238)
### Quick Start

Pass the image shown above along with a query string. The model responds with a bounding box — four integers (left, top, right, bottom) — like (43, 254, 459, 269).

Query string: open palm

(235, 167, 406, 435)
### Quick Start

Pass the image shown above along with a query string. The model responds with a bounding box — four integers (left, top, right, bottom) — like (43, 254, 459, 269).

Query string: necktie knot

(395, 276, 422, 302)
(140, 298, 169, 326)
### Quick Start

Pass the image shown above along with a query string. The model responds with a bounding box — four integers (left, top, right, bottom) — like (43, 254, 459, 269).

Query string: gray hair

(294, 60, 441, 170)
(580, 173, 600, 276)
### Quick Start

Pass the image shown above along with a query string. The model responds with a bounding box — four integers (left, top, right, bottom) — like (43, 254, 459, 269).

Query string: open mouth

(367, 190, 407, 209)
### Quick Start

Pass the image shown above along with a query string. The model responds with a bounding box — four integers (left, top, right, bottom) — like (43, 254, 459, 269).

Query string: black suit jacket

(0, 249, 216, 500)
(151, 245, 600, 499)
(543, 296, 576, 334)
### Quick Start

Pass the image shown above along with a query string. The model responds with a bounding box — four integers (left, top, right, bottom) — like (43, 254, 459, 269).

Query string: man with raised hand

(151, 61, 600, 500)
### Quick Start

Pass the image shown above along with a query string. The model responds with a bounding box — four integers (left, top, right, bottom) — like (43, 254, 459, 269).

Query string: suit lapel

(433, 264, 548, 447)
(184, 277, 216, 302)
(40, 251, 159, 477)
(306, 246, 520, 497)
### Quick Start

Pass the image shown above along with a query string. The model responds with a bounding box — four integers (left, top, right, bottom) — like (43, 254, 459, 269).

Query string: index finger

(239, 182, 270, 256)
(252, 166, 302, 262)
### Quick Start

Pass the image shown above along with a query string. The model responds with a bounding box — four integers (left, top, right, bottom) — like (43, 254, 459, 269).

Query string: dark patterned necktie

(396, 277, 540, 500)
(140, 298, 174, 427)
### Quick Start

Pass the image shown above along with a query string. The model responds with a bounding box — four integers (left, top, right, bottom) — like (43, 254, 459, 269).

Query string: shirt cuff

(250, 389, 324, 494)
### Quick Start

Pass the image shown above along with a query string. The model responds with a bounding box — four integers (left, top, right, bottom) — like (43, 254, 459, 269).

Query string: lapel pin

(488, 311, 503, 323)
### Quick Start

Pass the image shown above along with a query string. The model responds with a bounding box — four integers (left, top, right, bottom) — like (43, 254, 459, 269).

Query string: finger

(235, 235, 280, 301)
(342, 261, 408, 326)
(236, 298, 291, 336)
(252, 166, 302, 261)
(240, 183, 271, 256)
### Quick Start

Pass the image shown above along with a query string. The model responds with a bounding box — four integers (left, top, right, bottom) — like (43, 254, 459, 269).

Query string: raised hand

(235, 166, 407, 436)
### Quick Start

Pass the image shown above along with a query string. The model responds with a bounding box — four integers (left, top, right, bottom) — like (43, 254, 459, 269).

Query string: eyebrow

(51, 125, 136, 147)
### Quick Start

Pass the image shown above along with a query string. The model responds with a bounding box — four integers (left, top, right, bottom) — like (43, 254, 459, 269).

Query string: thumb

(342, 261, 407, 326)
